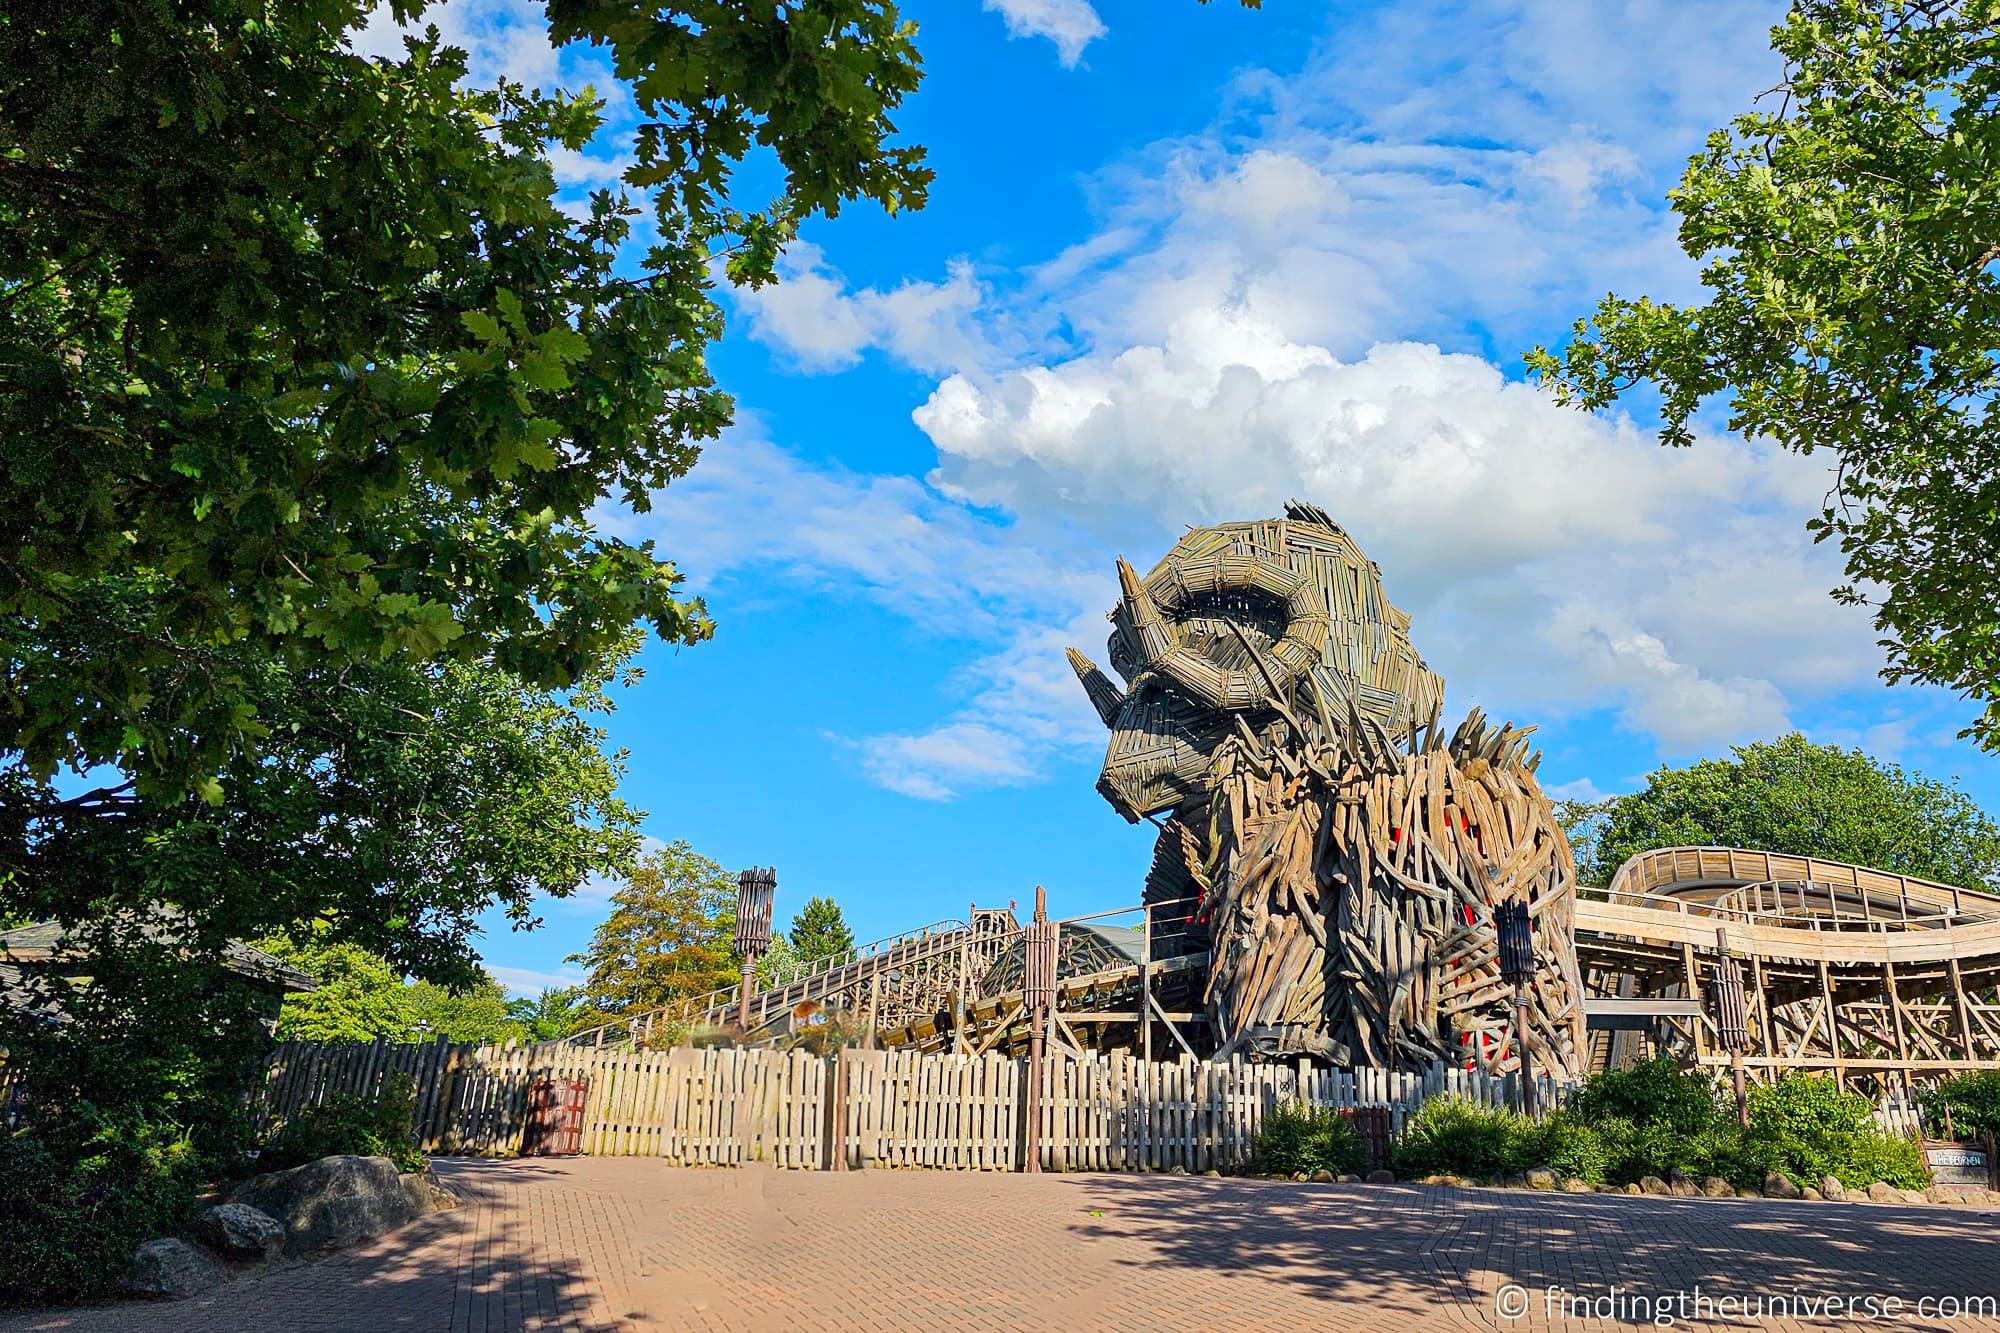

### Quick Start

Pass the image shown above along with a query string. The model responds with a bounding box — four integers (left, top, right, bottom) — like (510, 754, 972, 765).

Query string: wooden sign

(1924, 1141, 1991, 1187)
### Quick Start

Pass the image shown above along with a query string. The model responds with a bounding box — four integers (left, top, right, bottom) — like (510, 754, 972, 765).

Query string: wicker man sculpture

(1067, 501, 1587, 1079)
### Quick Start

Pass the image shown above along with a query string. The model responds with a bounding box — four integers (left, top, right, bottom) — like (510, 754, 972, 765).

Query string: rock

(1763, 1172, 1802, 1200)
(197, 1203, 284, 1263)
(125, 1238, 227, 1301)
(1336, 1173, 1360, 1183)
(1866, 1181, 1898, 1202)
(1699, 1176, 1734, 1198)
(401, 1169, 459, 1218)
(1365, 1169, 1395, 1184)
(1503, 1173, 1528, 1189)
(1802, 1187, 1824, 1201)
(1203, 1169, 1221, 1178)
(1560, 1177, 1593, 1194)
(1167, 1165, 1187, 1176)
(1737, 1187, 1763, 1199)
(1623, 1183, 1642, 1195)
(228, 1155, 418, 1256)
(1819, 1176, 1846, 1202)
(1524, 1167, 1557, 1191)
(1310, 1169, 1334, 1183)
(1928, 1185, 1983, 1206)
(1291, 1172, 1310, 1182)
(1639, 1175, 1671, 1196)
(1667, 1169, 1695, 1197)
(1900, 1188, 1929, 1205)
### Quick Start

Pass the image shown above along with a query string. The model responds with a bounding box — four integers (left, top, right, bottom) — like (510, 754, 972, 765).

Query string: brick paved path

(10, 1159, 2000, 1332)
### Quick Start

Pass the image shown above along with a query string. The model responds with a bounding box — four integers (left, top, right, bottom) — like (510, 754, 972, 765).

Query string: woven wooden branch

(1083, 506, 1585, 1078)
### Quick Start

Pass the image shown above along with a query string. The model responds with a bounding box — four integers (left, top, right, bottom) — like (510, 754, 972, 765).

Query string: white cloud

(604, 431, 1118, 799)
(488, 964, 587, 997)
(639, 0, 1896, 797)
(734, 243, 988, 376)
(983, 0, 1108, 67)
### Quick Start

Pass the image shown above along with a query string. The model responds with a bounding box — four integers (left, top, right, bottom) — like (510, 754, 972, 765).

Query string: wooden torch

(734, 867, 776, 1036)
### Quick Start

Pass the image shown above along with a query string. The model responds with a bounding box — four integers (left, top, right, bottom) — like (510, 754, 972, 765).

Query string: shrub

(1743, 1073, 1928, 1190)
(1393, 1096, 1532, 1179)
(1570, 1058, 1721, 1135)
(0, 1113, 202, 1307)
(1252, 1102, 1369, 1178)
(259, 1071, 424, 1174)
(1522, 1111, 1608, 1185)
(1923, 1071, 2000, 1140)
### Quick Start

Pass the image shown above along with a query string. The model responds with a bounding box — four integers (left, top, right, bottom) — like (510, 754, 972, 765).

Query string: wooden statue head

(1069, 501, 1445, 822)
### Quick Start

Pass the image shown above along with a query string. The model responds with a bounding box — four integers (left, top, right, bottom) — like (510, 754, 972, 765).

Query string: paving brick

(7, 1161, 2000, 1331)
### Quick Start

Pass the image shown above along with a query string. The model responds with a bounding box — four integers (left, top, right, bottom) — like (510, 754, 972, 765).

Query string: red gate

(522, 1076, 589, 1156)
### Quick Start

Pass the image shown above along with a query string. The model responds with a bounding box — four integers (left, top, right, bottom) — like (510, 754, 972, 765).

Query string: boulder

(1623, 1183, 1643, 1195)
(1560, 1177, 1593, 1194)
(1802, 1187, 1824, 1202)
(228, 1155, 417, 1256)
(197, 1203, 284, 1263)
(125, 1238, 227, 1301)
(1639, 1175, 1672, 1196)
(1667, 1169, 1696, 1197)
(1819, 1176, 1846, 1202)
(1335, 1173, 1360, 1184)
(1899, 1188, 1929, 1205)
(1928, 1185, 1983, 1206)
(1503, 1173, 1528, 1189)
(1736, 1187, 1763, 1199)
(1699, 1176, 1734, 1199)
(1867, 1181, 1899, 1202)
(1524, 1167, 1557, 1191)
(401, 1169, 459, 1218)
(1763, 1172, 1802, 1200)
(1167, 1165, 1188, 1176)
(1310, 1169, 1335, 1183)
(1365, 1168, 1395, 1184)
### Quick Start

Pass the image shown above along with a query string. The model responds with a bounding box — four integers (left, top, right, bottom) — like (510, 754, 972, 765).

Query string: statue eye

(1172, 589, 1291, 665)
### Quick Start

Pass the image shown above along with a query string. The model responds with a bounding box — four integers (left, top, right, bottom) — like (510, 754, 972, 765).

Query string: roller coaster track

(1575, 847, 2000, 1081)
(565, 914, 1020, 1049)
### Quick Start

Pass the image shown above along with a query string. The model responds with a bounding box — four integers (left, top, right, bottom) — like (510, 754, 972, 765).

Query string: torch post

(1712, 927, 1752, 1128)
(1495, 900, 1539, 1118)
(734, 867, 776, 1038)
(1023, 885, 1057, 1174)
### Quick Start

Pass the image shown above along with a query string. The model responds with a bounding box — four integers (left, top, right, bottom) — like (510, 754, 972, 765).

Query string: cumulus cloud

(734, 243, 989, 376)
(638, 0, 1874, 798)
(983, 0, 1108, 67)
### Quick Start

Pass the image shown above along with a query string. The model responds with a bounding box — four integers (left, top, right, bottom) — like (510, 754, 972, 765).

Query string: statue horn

(1116, 557, 1178, 667)
(1066, 647, 1125, 728)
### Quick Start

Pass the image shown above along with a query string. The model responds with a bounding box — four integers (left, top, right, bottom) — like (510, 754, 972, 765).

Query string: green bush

(1922, 1071, 2000, 1140)
(259, 1070, 423, 1174)
(1743, 1074, 1926, 1190)
(0, 1113, 202, 1307)
(1392, 1096, 1533, 1179)
(1570, 1057, 1721, 1135)
(1252, 1102, 1369, 1178)
(1522, 1111, 1609, 1185)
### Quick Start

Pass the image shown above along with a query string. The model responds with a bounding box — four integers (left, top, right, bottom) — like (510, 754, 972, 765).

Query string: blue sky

(355, 0, 2000, 996)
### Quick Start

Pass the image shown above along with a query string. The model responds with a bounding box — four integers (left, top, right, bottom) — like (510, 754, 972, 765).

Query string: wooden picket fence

(257, 1037, 1585, 1171)
(257, 1039, 827, 1166)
